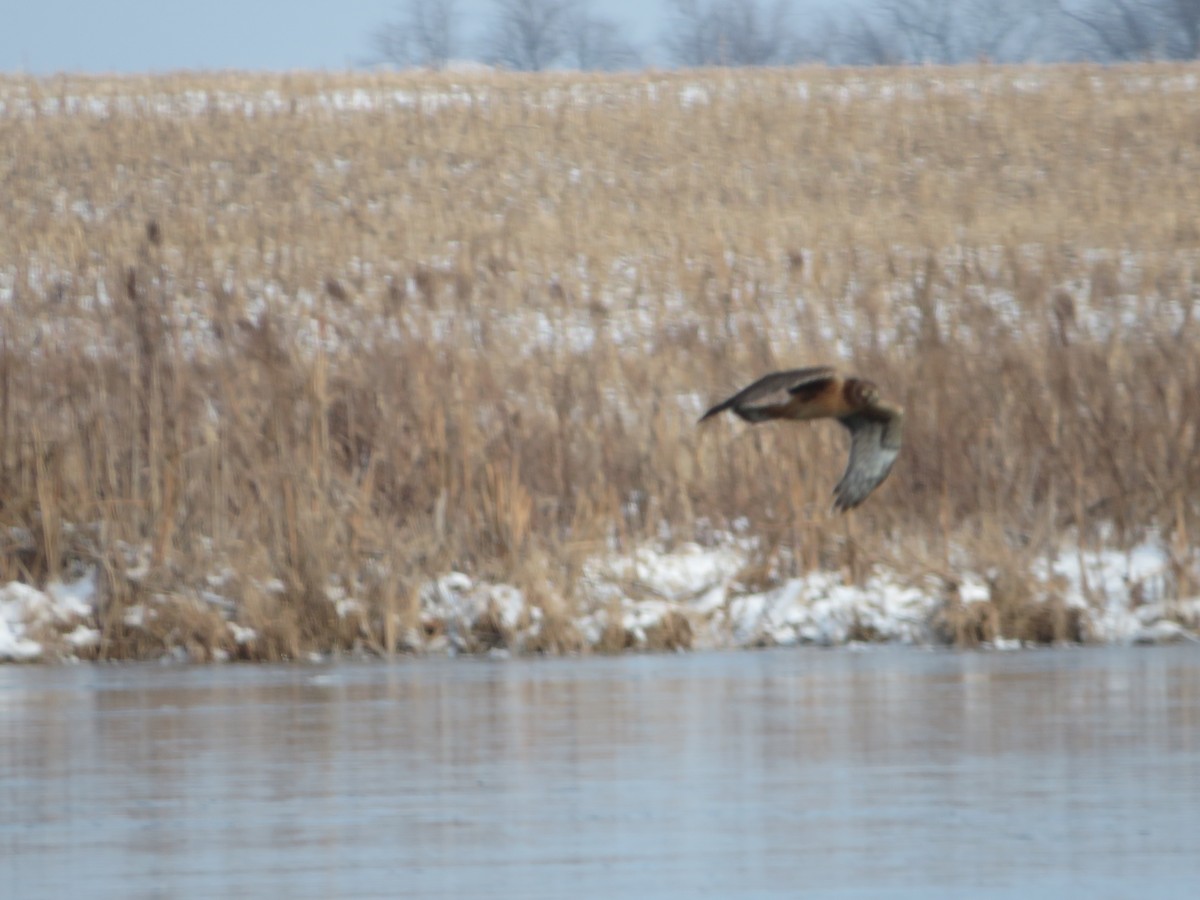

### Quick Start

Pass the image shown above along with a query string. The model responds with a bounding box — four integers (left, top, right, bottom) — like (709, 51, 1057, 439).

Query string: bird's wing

(833, 406, 904, 511)
(699, 366, 838, 421)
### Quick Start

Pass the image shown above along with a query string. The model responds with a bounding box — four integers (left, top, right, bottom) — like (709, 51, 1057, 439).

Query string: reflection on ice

(3, 647, 1200, 898)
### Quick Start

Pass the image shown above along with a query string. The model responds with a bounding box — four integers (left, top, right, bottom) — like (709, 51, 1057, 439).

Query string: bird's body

(699, 366, 904, 511)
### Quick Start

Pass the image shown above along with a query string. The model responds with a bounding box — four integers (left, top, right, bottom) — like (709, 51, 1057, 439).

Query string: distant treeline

(367, 1, 1200, 72)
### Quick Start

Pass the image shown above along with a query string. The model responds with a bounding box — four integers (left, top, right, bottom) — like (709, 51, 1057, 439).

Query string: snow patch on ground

(1, 538, 1197, 662)
(722, 571, 935, 647)
(0, 571, 99, 661)
(1042, 541, 1199, 644)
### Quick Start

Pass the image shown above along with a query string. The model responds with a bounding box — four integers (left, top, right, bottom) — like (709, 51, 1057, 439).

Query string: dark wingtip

(698, 402, 728, 423)
(832, 486, 863, 513)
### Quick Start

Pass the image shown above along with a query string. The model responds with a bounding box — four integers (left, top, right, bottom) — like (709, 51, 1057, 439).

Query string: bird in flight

(699, 366, 904, 511)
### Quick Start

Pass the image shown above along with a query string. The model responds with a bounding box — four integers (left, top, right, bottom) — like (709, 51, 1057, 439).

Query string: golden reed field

(1, 65, 1199, 660)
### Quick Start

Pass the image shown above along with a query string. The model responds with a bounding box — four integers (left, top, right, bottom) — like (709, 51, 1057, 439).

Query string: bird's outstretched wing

(833, 407, 904, 511)
(699, 366, 838, 422)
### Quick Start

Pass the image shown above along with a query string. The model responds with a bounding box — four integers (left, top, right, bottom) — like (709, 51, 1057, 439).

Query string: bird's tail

(698, 399, 733, 423)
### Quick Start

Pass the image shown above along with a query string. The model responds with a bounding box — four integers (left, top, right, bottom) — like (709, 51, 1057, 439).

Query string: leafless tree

(958, 0, 1052, 61)
(368, 0, 460, 69)
(368, 21, 408, 67)
(662, 0, 718, 66)
(829, 13, 908, 64)
(879, 0, 958, 61)
(859, 0, 1050, 63)
(662, 0, 800, 67)
(1055, 0, 1200, 60)
(1056, 0, 1163, 57)
(484, 0, 577, 71)
(1169, 0, 1200, 56)
(566, 8, 641, 70)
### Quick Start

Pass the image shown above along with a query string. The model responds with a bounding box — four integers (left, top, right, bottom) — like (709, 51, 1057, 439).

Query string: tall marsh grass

(1, 65, 1198, 657)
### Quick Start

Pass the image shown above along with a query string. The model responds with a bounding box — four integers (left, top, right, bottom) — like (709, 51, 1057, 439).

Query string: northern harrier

(699, 366, 904, 511)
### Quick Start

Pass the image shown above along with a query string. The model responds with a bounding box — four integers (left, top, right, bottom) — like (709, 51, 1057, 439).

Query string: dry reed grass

(1, 64, 1198, 657)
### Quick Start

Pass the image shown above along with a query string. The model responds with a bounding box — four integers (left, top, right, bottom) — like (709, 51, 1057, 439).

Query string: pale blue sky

(1, 1, 837, 74)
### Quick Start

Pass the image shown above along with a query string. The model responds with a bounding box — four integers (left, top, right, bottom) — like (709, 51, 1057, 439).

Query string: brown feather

(698, 366, 838, 423)
(700, 366, 904, 511)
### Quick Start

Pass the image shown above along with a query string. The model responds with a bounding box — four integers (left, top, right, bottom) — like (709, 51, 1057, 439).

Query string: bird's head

(846, 378, 878, 407)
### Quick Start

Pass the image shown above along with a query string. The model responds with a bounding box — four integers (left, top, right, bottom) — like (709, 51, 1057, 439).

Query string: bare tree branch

(864, 0, 1049, 64)
(368, 19, 410, 66)
(720, 1, 795, 65)
(368, 0, 460, 69)
(829, 14, 906, 64)
(1055, 0, 1163, 59)
(1056, 0, 1200, 60)
(1173, 0, 1200, 57)
(484, 0, 576, 71)
(662, 0, 719, 66)
(662, 0, 800, 67)
(961, 0, 1052, 61)
(1167, 0, 1200, 57)
(567, 8, 641, 71)
(880, 0, 956, 62)
(825, 0, 1051, 64)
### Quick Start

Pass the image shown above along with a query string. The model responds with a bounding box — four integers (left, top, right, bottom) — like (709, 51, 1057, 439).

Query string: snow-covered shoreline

(3, 535, 1196, 663)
